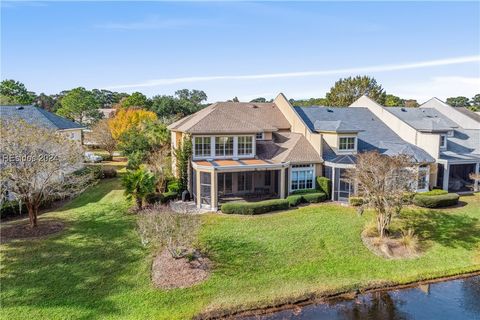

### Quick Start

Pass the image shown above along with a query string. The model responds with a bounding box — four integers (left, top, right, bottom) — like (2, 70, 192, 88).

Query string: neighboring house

(294, 106, 435, 201)
(0, 105, 84, 142)
(167, 100, 322, 210)
(350, 96, 480, 193)
(169, 93, 455, 209)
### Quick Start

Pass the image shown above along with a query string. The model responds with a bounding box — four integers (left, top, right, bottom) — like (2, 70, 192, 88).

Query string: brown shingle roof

(257, 132, 322, 164)
(167, 102, 290, 134)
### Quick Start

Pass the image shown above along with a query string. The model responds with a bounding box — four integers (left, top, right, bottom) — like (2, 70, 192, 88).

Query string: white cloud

(391, 76, 480, 102)
(103, 55, 480, 90)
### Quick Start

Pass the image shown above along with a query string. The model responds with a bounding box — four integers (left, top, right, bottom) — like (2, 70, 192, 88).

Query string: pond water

(244, 276, 480, 320)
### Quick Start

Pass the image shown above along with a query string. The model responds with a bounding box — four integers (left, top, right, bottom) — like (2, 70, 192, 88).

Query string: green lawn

(1, 178, 479, 319)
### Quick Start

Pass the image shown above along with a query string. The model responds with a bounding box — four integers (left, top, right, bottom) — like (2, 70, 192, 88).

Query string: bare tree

(346, 151, 416, 238)
(146, 146, 172, 192)
(137, 204, 201, 258)
(88, 119, 117, 157)
(0, 120, 91, 227)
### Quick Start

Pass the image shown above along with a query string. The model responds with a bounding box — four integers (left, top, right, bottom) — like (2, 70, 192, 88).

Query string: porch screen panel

(200, 172, 211, 206)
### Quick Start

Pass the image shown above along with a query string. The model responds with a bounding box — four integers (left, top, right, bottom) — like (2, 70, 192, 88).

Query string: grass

(1, 180, 479, 319)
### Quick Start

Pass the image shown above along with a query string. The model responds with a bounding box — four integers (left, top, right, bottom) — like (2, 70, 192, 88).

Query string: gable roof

(167, 102, 290, 134)
(256, 131, 322, 164)
(294, 106, 434, 164)
(384, 107, 458, 132)
(0, 105, 84, 130)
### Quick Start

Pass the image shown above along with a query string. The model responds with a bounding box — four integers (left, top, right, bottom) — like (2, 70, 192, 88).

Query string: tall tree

(34, 93, 57, 111)
(250, 97, 267, 103)
(88, 119, 117, 157)
(470, 94, 480, 106)
(56, 87, 101, 125)
(118, 92, 149, 108)
(175, 89, 207, 105)
(403, 99, 419, 108)
(384, 94, 403, 107)
(0, 120, 90, 227)
(0, 79, 36, 105)
(108, 108, 158, 140)
(446, 96, 470, 108)
(92, 89, 128, 108)
(326, 76, 386, 106)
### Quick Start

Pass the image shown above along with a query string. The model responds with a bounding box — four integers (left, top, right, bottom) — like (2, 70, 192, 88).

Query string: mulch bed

(1, 220, 65, 243)
(152, 250, 211, 289)
(361, 231, 421, 259)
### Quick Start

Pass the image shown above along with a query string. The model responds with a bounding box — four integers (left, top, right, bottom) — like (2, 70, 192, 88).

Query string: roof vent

(401, 107, 406, 112)
(252, 104, 258, 108)
(327, 108, 334, 113)
(16, 106, 24, 110)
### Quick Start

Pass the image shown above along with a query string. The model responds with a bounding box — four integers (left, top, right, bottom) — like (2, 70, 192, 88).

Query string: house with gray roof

(294, 106, 435, 200)
(0, 105, 84, 142)
(350, 96, 479, 193)
(168, 100, 322, 210)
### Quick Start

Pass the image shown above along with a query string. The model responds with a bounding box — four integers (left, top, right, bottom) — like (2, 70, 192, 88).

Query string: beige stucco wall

(350, 96, 440, 159)
(274, 93, 322, 157)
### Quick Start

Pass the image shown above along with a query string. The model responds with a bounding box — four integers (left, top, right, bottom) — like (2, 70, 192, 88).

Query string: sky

(1, 1, 480, 103)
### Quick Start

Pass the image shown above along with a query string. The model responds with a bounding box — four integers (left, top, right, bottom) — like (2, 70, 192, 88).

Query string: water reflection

(244, 276, 480, 320)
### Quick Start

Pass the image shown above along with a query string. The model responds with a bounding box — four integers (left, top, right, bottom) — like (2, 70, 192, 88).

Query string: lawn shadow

(401, 209, 480, 250)
(0, 208, 143, 318)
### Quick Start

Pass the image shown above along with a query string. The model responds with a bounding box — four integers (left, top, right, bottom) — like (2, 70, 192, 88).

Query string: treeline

(0, 79, 208, 125)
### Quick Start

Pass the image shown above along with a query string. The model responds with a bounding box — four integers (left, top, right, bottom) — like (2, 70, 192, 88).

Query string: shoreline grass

(1, 179, 479, 319)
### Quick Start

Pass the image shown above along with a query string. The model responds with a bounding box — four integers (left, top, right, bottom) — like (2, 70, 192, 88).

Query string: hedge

(145, 191, 178, 205)
(316, 176, 331, 198)
(290, 189, 319, 195)
(349, 196, 364, 207)
(419, 189, 448, 196)
(286, 195, 304, 207)
(413, 192, 459, 208)
(302, 192, 327, 203)
(286, 192, 327, 207)
(221, 199, 289, 215)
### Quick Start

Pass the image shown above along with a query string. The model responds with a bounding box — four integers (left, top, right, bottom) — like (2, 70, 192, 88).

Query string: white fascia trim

(324, 161, 355, 169)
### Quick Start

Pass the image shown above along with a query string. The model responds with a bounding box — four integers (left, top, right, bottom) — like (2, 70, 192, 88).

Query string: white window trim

(192, 135, 255, 160)
(416, 166, 430, 192)
(440, 134, 447, 149)
(289, 164, 316, 193)
(337, 136, 357, 153)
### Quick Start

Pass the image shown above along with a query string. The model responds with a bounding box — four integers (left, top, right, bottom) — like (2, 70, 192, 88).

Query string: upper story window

(215, 136, 234, 156)
(440, 134, 447, 149)
(339, 137, 356, 151)
(256, 132, 264, 140)
(194, 136, 211, 157)
(238, 136, 253, 155)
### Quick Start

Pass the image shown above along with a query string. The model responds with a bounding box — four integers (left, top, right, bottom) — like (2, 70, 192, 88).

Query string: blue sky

(1, 1, 479, 102)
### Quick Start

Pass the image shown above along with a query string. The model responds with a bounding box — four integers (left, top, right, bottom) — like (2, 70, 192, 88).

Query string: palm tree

(122, 166, 156, 210)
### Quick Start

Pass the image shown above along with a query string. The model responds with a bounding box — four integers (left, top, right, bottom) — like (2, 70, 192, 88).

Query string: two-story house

(167, 101, 322, 210)
(350, 96, 480, 193)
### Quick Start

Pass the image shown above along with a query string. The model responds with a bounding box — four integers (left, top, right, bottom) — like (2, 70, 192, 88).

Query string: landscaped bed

(1, 178, 479, 319)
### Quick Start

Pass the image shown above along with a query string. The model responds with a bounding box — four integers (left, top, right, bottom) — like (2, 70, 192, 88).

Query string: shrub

(302, 192, 327, 203)
(287, 195, 304, 207)
(413, 193, 459, 208)
(290, 189, 318, 195)
(402, 192, 416, 204)
(167, 180, 181, 193)
(145, 191, 178, 205)
(349, 196, 364, 207)
(316, 176, 331, 198)
(399, 228, 419, 253)
(419, 189, 448, 196)
(161, 191, 178, 203)
(102, 168, 117, 179)
(221, 199, 289, 215)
